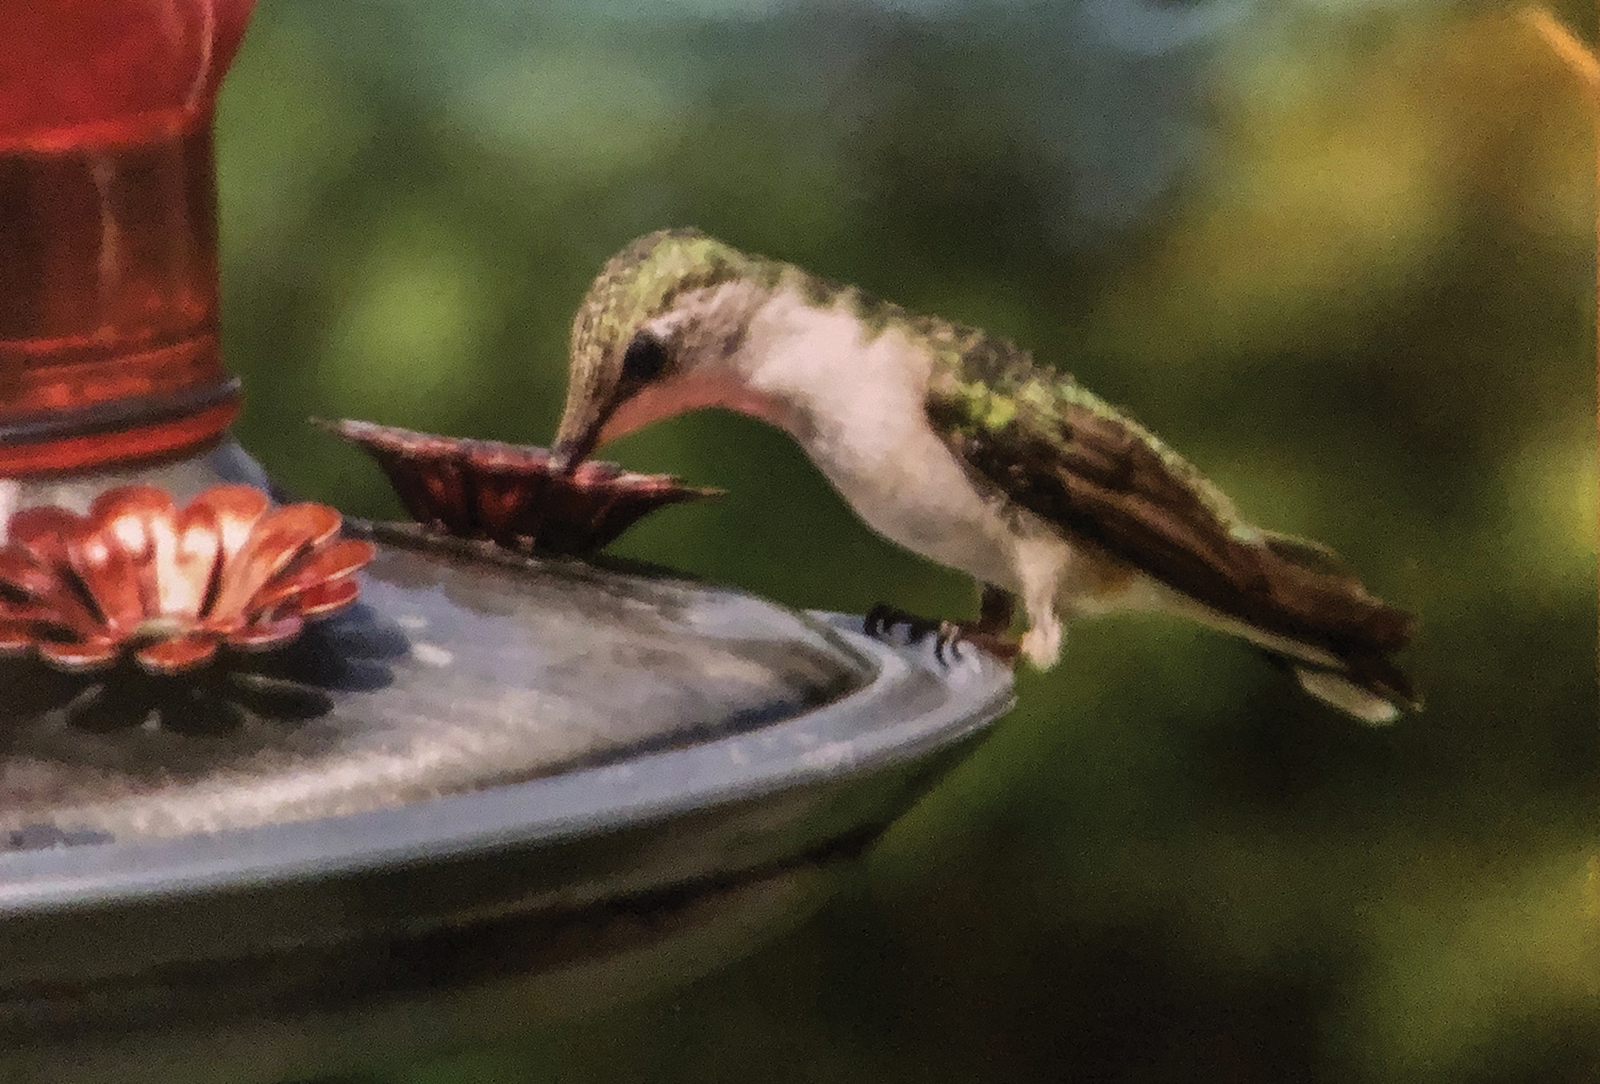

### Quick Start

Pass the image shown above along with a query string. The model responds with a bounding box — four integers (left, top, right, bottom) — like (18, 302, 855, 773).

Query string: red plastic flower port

(0, 485, 375, 675)
(322, 419, 719, 555)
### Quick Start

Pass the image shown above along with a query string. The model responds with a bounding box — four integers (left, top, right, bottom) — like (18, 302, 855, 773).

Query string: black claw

(865, 603, 919, 642)
(865, 604, 973, 667)
(932, 621, 967, 666)
(863, 604, 892, 638)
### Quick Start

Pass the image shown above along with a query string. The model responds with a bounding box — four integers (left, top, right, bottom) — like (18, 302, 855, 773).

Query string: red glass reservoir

(0, 0, 256, 476)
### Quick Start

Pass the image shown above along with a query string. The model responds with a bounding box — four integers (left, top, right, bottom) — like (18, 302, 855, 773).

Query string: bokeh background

(212, 0, 1595, 1080)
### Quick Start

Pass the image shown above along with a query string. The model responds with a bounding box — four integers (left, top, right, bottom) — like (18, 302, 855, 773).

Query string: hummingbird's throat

(599, 370, 793, 445)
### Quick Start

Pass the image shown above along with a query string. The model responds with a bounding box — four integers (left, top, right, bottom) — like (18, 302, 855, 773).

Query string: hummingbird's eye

(620, 333, 669, 385)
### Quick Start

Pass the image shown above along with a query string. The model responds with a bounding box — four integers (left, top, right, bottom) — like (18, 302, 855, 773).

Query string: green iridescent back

(922, 331, 1253, 544)
(924, 327, 1413, 701)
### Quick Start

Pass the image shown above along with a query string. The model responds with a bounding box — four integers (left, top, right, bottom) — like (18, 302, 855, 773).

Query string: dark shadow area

(0, 604, 404, 739)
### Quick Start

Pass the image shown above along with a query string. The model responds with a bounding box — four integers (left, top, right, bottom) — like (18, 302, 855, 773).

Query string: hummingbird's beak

(548, 432, 593, 475)
(549, 390, 611, 474)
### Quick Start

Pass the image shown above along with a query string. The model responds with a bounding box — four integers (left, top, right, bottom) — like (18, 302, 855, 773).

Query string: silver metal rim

(0, 613, 1015, 916)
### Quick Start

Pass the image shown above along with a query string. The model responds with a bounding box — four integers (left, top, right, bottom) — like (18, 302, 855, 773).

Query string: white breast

(733, 287, 1035, 591)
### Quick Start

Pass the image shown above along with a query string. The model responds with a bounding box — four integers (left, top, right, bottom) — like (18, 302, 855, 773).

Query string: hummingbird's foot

(863, 603, 938, 645)
(864, 604, 957, 660)
(936, 623, 1021, 665)
(864, 587, 1020, 666)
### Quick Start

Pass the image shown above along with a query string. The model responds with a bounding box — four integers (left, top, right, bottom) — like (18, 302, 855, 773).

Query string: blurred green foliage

(214, 0, 1596, 1081)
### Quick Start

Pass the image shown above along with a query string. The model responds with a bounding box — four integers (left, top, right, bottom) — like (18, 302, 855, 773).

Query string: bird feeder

(0, 4, 1015, 1082)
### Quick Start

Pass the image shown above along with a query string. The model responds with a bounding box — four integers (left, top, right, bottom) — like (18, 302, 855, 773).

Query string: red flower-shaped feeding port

(0, 486, 375, 674)
(323, 419, 719, 556)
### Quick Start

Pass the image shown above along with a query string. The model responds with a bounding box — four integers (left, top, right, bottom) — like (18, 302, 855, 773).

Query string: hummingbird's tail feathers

(1246, 529, 1419, 721)
(1151, 546, 1420, 724)
(1255, 531, 1415, 652)
(1236, 622, 1417, 724)
(1292, 664, 1405, 725)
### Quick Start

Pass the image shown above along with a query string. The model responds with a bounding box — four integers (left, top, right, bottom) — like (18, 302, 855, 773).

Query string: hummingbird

(551, 229, 1418, 723)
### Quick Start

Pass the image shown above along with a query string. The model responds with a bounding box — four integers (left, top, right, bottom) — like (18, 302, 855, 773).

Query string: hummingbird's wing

(924, 331, 1417, 715)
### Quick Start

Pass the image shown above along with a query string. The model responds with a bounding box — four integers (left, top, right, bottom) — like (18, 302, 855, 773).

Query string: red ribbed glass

(0, 0, 256, 476)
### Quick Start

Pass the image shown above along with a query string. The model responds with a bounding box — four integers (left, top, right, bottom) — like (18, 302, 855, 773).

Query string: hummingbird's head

(551, 229, 778, 471)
